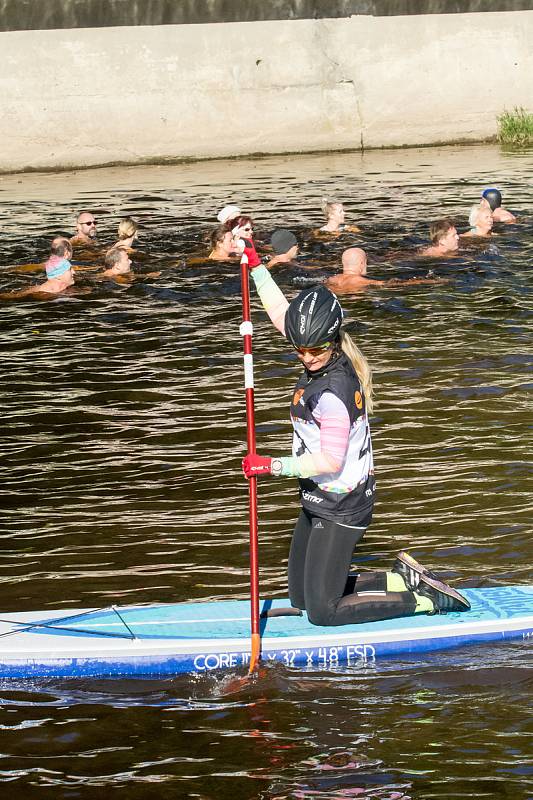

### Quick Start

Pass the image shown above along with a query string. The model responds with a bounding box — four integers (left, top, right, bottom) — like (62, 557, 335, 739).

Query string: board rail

(0, 586, 531, 678)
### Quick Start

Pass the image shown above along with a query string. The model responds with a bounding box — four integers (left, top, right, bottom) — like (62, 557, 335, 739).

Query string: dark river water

(0, 144, 531, 799)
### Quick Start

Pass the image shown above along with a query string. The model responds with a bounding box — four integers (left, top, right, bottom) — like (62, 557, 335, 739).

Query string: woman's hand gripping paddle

(240, 250, 261, 674)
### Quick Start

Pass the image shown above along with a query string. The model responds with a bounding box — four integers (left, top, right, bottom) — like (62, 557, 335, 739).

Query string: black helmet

(285, 285, 343, 348)
(482, 188, 502, 211)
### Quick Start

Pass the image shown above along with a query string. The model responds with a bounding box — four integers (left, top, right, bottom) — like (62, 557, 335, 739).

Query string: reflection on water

(0, 144, 531, 798)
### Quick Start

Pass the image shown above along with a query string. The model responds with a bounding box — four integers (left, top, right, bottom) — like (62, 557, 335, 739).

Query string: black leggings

(288, 508, 417, 626)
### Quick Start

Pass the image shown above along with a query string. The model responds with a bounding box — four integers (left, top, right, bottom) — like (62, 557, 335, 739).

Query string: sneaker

(392, 550, 439, 592)
(417, 573, 471, 614)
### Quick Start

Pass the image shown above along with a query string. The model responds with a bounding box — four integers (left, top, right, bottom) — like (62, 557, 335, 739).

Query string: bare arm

(250, 265, 289, 335)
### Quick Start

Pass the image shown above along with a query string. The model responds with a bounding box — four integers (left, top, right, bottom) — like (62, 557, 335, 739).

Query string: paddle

(239, 252, 261, 674)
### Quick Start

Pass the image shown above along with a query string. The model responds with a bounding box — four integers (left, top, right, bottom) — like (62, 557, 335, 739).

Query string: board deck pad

(0, 586, 531, 678)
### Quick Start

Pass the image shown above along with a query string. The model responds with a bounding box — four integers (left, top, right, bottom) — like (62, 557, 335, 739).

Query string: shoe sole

(419, 572, 471, 612)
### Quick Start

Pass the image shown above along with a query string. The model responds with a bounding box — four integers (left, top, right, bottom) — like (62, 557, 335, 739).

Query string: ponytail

(321, 197, 333, 219)
(339, 330, 374, 415)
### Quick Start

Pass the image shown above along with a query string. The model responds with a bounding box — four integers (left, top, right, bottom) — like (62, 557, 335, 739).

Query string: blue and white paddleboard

(0, 586, 531, 678)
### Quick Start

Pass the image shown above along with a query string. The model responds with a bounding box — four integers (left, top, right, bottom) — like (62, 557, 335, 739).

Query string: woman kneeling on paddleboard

(242, 261, 470, 625)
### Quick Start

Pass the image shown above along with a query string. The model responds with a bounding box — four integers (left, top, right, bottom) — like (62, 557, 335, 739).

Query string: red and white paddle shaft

(240, 253, 260, 673)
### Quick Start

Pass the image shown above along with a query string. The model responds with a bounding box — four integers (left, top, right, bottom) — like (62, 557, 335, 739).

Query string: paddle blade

(248, 632, 261, 674)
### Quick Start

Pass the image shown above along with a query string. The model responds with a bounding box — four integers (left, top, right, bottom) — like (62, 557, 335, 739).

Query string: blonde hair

(117, 217, 138, 240)
(321, 198, 342, 220)
(339, 330, 374, 415)
(429, 218, 454, 245)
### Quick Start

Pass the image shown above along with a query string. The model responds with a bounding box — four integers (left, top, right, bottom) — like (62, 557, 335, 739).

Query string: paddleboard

(0, 585, 531, 678)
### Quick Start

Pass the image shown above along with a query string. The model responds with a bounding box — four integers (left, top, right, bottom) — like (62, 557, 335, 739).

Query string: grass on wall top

(497, 106, 533, 147)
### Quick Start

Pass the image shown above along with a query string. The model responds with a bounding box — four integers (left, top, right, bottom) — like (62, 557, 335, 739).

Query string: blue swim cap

(45, 257, 72, 279)
(482, 188, 502, 211)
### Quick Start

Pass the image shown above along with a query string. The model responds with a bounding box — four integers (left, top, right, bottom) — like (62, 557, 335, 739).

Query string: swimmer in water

(267, 229, 299, 268)
(481, 188, 516, 223)
(419, 219, 460, 257)
(0, 237, 77, 299)
(226, 214, 255, 241)
(101, 248, 132, 278)
(462, 204, 493, 238)
(70, 210, 99, 246)
(99, 247, 160, 283)
(315, 199, 361, 236)
(326, 248, 446, 295)
(107, 217, 138, 253)
(208, 225, 239, 261)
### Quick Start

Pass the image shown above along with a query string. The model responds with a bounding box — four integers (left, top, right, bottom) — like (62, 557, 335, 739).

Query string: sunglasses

(241, 225, 253, 231)
(82, 220, 97, 226)
(294, 342, 332, 357)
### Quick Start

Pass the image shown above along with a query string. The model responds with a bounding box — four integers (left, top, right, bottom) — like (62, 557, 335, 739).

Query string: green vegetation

(497, 106, 533, 147)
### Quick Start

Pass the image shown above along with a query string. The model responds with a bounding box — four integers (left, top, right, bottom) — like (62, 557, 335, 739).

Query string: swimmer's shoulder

(325, 275, 342, 290)
(97, 271, 131, 284)
(417, 246, 438, 257)
(494, 208, 517, 223)
(0, 286, 54, 301)
(326, 275, 371, 294)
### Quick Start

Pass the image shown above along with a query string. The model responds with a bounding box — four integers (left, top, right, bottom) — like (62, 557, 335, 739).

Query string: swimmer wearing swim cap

(37, 237, 75, 290)
(481, 188, 516, 223)
(217, 205, 241, 225)
(267, 229, 299, 268)
(0, 237, 76, 300)
(45, 237, 74, 279)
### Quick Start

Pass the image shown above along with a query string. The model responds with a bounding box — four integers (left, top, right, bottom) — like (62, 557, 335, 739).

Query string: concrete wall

(1, 0, 532, 30)
(0, 10, 531, 172)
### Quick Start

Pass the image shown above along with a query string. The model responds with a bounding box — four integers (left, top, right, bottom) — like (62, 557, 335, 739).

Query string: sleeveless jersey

(290, 352, 375, 524)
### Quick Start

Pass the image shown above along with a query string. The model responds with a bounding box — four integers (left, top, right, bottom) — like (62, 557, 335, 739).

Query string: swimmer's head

(210, 224, 230, 247)
(46, 259, 72, 279)
(76, 210, 97, 239)
(117, 217, 138, 240)
(210, 224, 235, 255)
(469, 203, 493, 233)
(229, 215, 254, 238)
(105, 247, 131, 274)
(481, 188, 502, 211)
(217, 205, 241, 224)
(429, 219, 459, 250)
(341, 247, 367, 275)
(50, 236, 73, 260)
(46, 238, 73, 279)
(321, 199, 344, 222)
(270, 229, 298, 257)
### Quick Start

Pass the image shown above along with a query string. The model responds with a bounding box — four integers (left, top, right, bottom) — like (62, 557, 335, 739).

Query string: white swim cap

(217, 205, 241, 224)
